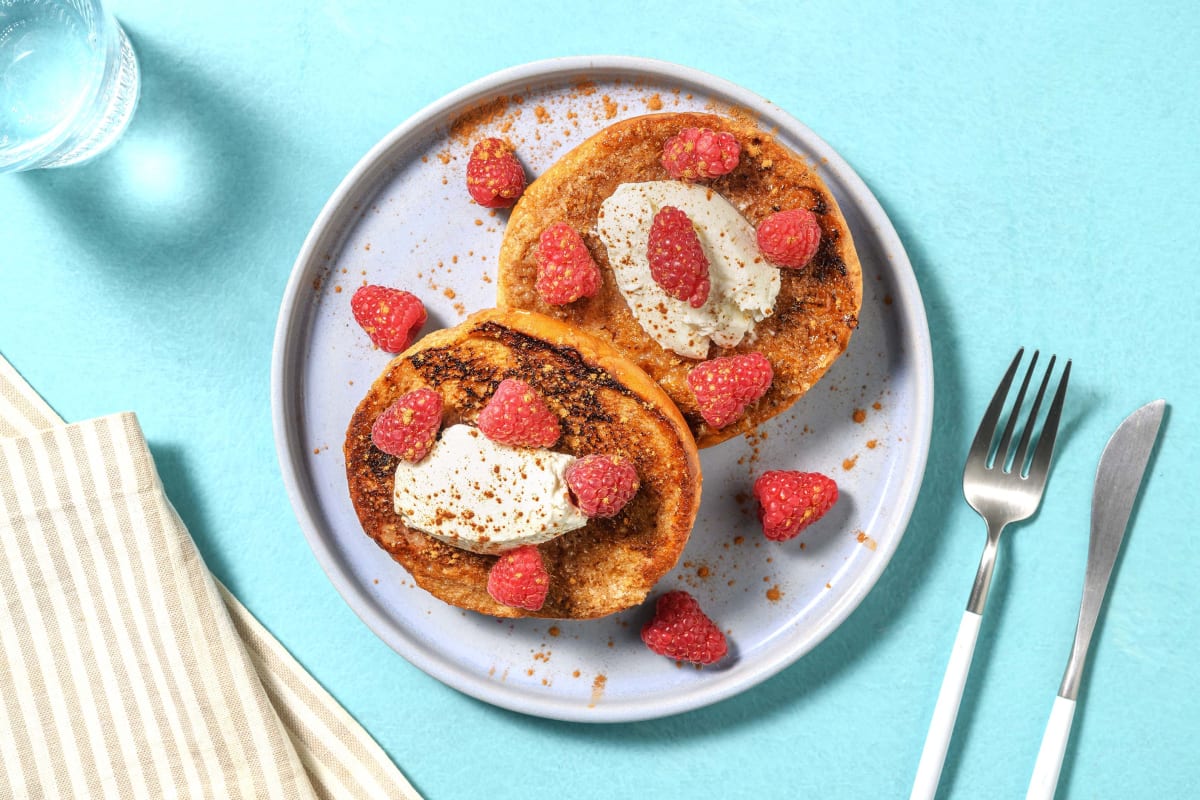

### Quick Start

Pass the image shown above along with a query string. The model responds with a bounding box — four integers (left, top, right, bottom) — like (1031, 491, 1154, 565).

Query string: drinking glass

(0, 0, 140, 173)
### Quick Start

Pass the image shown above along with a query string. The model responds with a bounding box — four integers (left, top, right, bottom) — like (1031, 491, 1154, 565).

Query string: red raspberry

(535, 222, 601, 305)
(640, 591, 727, 665)
(686, 352, 774, 429)
(487, 545, 549, 611)
(753, 471, 839, 541)
(647, 206, 710, 308)
(565, 454, 640, 518)
(477, 378, 561, 448)
(660, 127, 740, 181)
(371, 388, 443, 462)
(465, 137, 526, 208)
(351, 285, 427, 353)
(756, 208, 822, 269)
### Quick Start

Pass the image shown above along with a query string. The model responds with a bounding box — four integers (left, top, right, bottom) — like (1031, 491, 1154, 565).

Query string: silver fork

(911, 349, 1071, 800)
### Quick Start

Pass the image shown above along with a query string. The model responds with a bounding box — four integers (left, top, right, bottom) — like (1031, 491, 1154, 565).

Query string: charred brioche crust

(345, 308, 702, 619)
(497, 112, 863, 447)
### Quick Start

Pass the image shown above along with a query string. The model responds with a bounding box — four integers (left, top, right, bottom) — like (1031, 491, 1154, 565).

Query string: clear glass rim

(0, 0, 117, 173)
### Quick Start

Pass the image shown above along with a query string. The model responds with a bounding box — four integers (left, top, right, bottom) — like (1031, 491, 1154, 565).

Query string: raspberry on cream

(597, 181, 780, 359)
(392, 424, 586, 554)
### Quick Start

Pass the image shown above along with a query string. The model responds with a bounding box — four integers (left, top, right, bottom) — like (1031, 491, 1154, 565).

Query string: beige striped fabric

(0, 354, 421, 800)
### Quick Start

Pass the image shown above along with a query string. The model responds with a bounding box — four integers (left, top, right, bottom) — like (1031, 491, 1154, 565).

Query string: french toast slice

(497, 112, 863, 447)
(345, 308, 702, 619)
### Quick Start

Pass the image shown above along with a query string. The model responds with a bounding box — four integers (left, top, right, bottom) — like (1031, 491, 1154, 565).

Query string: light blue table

(3, 2, 1197, 797)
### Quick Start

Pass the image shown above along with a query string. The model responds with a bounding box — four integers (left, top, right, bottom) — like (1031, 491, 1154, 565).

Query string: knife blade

(1061, 398, 1165, 700)
(1027, 399, 1166, 800)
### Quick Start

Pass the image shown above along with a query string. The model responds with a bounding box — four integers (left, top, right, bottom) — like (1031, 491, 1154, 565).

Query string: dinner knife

(1026, 399, 1166, 800)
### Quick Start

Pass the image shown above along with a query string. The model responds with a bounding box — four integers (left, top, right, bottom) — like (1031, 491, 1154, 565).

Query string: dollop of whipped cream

(392, 424, 586, 554)
(597, 181, 780, 359)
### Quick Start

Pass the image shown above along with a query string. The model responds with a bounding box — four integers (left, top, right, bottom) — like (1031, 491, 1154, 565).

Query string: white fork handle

(910, 610, 983, 800)
(1027, 695, 1077, 800)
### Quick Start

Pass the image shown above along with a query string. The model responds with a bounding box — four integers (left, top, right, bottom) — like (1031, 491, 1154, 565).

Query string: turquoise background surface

(2, 1, 1197, 797)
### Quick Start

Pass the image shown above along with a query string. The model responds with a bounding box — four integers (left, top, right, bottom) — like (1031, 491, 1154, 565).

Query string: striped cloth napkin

(0, 353, 421, 800)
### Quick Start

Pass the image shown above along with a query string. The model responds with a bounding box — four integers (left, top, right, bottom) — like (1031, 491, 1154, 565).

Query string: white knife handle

(1027, 695, 1077, 800)
(911, 610, 983, 800)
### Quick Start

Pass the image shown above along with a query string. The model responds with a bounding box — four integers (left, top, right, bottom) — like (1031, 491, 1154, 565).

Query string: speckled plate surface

(271, 56, 933, 722)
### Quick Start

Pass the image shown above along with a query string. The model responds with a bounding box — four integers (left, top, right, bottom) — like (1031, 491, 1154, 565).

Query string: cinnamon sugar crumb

(867, 439, 878, 449)
(644, 93, 663, 110)
(602, 95, 618, 119)
(853, 408, 867, 424)
(766, 585, 783, 603)
(843, 455, 859, 471)
(449, 95, 512, 144)
(856, 531, 878, 551)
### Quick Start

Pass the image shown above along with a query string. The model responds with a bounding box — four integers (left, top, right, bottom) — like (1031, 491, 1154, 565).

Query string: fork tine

(994, 351, 1039, 470)
(1026, 359, 1071, 487)
(1013, 354, 1057, 476)
(966, 348, 1025, 469)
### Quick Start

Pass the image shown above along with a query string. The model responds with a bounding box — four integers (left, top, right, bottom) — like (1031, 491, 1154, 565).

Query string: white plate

(271, 56, 933, 722)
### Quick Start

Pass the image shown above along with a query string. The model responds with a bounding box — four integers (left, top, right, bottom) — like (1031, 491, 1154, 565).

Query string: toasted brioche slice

(497, 112, 863, 447)
(345, 308, 702, 619)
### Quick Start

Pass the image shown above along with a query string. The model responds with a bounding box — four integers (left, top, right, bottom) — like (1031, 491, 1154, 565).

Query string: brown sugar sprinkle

(535, 105, 550, 123)
(853, 408, 867, 424)
(548, 626, 560, 637)
(697, 566, 710, 579)
(575, 80, 597, 95)
(572, 670, 581, 678)
(873, 402, 883, 411)
(601, 95, 619, 119)
(373, 578, 379, 584)
(333, 286, 342, 294)
(449, 94, 515, 144)
(474, 219, 483, 226)
(437, 151, 451, 165)
(843, 455, 859, 471)
(856, 531, 879, 551)
(867, 439, 878, 449)
(734, 536, 745, 545)
(588, 674, 607, 708)
(443, 287, 456, 299)
(766, 585, 783, 603)
(644, 93, 663, 110)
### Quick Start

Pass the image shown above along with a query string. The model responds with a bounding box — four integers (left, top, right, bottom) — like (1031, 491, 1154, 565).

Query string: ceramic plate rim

(271, 55, 934, 722)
